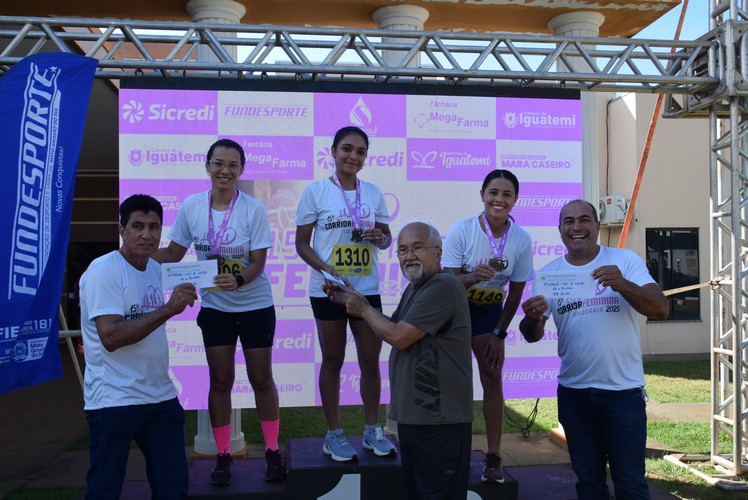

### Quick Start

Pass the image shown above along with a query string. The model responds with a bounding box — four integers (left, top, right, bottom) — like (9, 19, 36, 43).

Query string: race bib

(467, 285, 506, 305)
(332, 244, 372, 276)
(204, 259, 244, 292)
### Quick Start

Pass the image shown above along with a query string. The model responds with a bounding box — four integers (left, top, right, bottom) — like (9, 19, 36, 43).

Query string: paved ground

(0, 344, 709, 499)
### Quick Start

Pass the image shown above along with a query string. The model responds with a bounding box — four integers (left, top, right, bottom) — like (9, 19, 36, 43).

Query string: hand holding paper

(162, 260, 219, 290)
(533, 270, 599, 299)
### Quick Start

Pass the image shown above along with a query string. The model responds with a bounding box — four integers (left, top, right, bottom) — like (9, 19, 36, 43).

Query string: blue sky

(635, 1, 709, 41)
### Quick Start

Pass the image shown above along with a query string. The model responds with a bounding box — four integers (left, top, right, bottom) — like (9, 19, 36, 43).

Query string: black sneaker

(481, 452, 504, 483)
(265, 448, 287, 481)
(210, 452, 233, 485)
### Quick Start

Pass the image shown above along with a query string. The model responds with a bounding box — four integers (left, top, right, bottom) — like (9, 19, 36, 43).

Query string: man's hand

(521, 295, 548, 321)
(166, 283, 197, 315)
(483, 334, 505, 371)
(593, 265, 670, 319)
(519, 295, 548, 344)
(473, 263, 495, 284)
(322, 276, 370, 317)
(592, 265, 627, 292)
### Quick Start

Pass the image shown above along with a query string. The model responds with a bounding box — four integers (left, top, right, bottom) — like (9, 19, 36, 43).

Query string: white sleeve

(373, 185, 390, 224)
(442, 222, 466, 269)
(511, 231, 535, 282)
(295, 184, 318, 226)
(168, 198, 195, 248)
(249, 202, 273, 251)
(81, 260, 125, 320)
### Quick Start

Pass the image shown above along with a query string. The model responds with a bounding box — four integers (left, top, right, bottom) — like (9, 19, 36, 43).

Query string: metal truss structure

(708, 0, 748, 478)
(1, 5, 748, 475)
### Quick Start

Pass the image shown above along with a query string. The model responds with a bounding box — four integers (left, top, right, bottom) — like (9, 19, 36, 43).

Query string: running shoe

(264, 448, 286, 481)
(323, 428, 358, 462)
(210, 452, 233, 485)
(481, 451, 505, 483)
(362, 425, 397, 456)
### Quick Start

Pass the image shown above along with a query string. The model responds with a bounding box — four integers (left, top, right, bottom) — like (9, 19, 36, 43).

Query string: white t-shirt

(542, 246, 655, 390)
(168, 190, 274, 312)
(442, 216, 534, 307)
(295, 177, 390, 297)
(79, 251, 177, 410)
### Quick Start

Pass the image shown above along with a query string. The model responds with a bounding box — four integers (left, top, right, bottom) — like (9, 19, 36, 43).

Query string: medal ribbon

(332, 172, 361, 230)
(481, 213, 512, 261)
(207, 189, 239, 257)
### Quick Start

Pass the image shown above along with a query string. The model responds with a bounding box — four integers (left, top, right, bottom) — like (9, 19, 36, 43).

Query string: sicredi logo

(316, 150, 334, 170)
(317, 148, 404, 169)
(122, 100, 144, 123)
(148, 104, 215, 121)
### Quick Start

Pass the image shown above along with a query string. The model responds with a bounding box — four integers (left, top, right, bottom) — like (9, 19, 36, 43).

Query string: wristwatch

(492, 328, 508, 339)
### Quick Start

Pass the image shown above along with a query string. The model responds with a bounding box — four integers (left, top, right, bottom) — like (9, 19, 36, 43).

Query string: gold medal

(489, 257, 508, 271)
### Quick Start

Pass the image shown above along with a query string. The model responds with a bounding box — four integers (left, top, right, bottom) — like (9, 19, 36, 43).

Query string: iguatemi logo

(122, 100, 145, 123)
(411, 151, 437, 169)
(411, 150, 491, 170)
(503, 111, 576, 129)
(349, 97, 372, 128)
(129, 150, 144, 166)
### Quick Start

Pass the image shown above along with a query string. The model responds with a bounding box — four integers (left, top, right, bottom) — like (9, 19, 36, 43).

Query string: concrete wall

(602, 93, 710, 354)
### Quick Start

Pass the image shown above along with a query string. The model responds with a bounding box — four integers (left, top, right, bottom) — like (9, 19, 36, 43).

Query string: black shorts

(197, 306, 276, 349)
(469, 303, 503, 337)
(310, 295, 382, 321)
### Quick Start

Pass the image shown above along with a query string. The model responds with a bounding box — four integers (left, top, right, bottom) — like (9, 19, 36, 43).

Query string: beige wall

(601, 93, 710, 354)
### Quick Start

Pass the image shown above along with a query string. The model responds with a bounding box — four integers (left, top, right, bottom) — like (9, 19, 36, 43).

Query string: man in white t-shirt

(79, 194, 198, 499)
(519, 200, 668, 500)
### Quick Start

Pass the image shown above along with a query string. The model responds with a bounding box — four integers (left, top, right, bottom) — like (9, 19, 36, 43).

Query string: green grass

(4, 487, 84, 500)
(643, 359, 710, 403)
(647, 421, 733, 455)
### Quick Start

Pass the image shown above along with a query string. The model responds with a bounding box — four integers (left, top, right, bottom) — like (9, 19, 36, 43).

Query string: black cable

(505, 398, 540, 438)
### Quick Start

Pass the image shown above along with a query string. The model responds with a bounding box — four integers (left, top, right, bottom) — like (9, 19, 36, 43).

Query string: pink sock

(261, 419, 280, 451)
(212, 425, 231, 455)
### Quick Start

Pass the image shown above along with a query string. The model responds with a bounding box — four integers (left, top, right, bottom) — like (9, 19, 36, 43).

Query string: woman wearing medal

(443, 169, 534, 484)
(295, 126, 394, 462)
(154, 139, 285, 485)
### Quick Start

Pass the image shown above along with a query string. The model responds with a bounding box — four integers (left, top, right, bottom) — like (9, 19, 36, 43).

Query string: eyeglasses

(207, 160, 242, 171)
(396, 245, 439, 258)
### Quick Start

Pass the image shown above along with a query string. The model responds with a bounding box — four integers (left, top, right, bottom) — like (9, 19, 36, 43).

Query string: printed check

(162, 260, 218, 290)
(533, 270, 599, 300)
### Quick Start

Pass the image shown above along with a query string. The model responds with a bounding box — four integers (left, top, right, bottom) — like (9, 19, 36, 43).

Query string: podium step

(285, 437, 404, 499)
(119, 439, 520, 499)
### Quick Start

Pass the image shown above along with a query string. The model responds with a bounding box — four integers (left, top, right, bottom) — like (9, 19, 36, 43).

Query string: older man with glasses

(324, 221, 473, 499)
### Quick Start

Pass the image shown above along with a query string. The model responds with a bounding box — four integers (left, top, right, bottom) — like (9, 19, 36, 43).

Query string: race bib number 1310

(332, 244, 372, 276)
